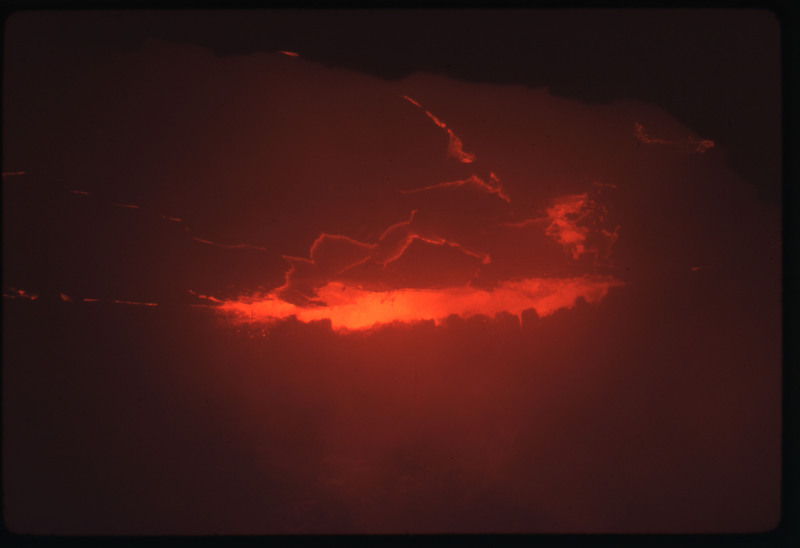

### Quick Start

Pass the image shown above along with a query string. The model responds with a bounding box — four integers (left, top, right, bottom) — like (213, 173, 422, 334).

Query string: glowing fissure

(403, 95, 476, 163)
(401, 174, 510, 204)
(634, 122, 714, 153)
(402, 95, 422, 108)
(275, 208, 498, 306)
(8, 87, 624, 333)
(324, 211, 479, 270)
(425, 110, 447, 129)
(219, 275, 624, 331)
(446, 129, 475, 163)
(414, 234, 491, 265)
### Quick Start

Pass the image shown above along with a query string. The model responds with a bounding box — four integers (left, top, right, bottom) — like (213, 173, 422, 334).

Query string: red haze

(2, 13, 781, 535)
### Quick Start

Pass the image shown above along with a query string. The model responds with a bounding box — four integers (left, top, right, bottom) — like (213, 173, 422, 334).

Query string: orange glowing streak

(161, 215, 183, 222)
(189, 289, 222, 303)
(83, 298, 99, 302)
(1, 171, 25, 178)
(112, 300, 158, 307)
(309, 232, 372, 264)
(59, 293, 72, 302)
(402, 95, 422, 108)
(70, 190, 92, 195)
(299, 210, 491, 270)
(278, 50, 299, 57)
(219, 276, 624, 332)
(112, 203, 140, 209)
(417, 234, 491, 264)
(401, 174, 509, 204)
(425, 110, 448, 129)
(403, 96, 476, 163)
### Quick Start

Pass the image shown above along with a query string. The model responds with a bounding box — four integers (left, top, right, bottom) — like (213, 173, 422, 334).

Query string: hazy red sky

(2, 10, 783, 536)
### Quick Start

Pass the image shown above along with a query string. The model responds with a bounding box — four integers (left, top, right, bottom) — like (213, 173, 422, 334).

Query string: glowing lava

(404, 95, 476, 163)
(208, 87, 624, 333)
(401, 174, 510, 204)
(214, 180, 623, 332)
(219, 276, 624, 332)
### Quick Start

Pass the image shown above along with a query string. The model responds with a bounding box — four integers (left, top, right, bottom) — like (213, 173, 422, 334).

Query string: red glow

(402, 95, 422, 107)
(1, 171, 25, 178)
(220, 275, 624, 331)
(400, 174, 510, 205)
(1, 17, 781, 536)
(425, 110, 448, 128)
(446, 128, 476, 163)
(207, 78, 624, 331)
(215, 173, 622, 330)
(545, 193, 592, 259)
(5, 287, 38, 300)
(188, 289, 223, 303)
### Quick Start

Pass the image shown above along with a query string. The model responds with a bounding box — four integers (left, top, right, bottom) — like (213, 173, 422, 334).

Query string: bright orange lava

(218, 275, 624, 332)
